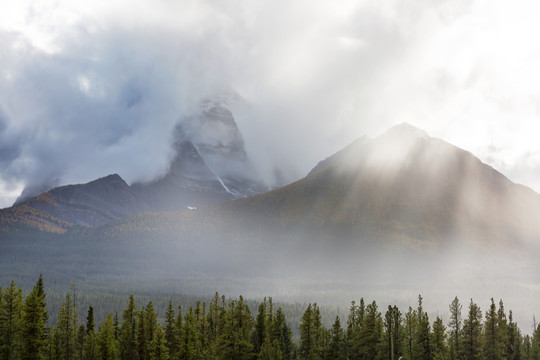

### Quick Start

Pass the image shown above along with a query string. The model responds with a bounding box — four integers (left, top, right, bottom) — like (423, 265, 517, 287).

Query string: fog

(3, 0, 540, 207)
(3, 0, 540, 336)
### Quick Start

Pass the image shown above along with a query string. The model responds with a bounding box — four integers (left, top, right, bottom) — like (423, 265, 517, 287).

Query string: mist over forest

(2, 1, 540, 359)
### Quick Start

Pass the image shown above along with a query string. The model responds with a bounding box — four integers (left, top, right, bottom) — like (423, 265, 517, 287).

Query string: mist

(3, 0, 540, 207)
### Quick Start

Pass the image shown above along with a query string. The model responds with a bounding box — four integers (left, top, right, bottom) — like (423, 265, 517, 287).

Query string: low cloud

(2, 0, 540, 207)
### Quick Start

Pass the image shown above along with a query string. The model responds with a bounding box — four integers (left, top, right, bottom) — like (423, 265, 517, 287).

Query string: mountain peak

(380, 122, 430, 140)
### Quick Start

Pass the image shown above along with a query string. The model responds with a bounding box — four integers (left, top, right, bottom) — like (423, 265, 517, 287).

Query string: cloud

(1, 0, 540, 208)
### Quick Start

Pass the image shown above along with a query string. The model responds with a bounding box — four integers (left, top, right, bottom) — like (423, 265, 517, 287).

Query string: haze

(1, 0, 540, 207)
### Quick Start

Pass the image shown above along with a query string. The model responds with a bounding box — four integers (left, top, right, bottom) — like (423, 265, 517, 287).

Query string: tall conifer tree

(21, 274, 48, 360)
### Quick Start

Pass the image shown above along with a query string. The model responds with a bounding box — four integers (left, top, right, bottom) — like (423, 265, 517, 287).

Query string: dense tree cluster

(2, 277, 540, 360)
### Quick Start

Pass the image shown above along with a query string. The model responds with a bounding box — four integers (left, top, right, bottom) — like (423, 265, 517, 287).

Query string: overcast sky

(1, 0, 540, 208)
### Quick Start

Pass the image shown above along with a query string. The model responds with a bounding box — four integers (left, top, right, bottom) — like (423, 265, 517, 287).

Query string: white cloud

(2, 0, 540, 207)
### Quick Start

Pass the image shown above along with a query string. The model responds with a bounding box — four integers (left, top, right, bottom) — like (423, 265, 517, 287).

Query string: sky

(1, 0, 540, 208)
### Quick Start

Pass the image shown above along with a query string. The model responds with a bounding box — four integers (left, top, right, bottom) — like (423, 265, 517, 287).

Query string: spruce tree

(253, 300, 268, 356)
(0, 280, 23, 360)
(56, 292, 79, 360)
(150, 324, 169, 360)
(413, 295, 431, 360)
(83, 329, 99, 360)
(531, 323, 540, 360)
(76, 325, 85, 360)
(87, 306, 95, 334)
(346, 299, 364, 359)
(260, 338, 283, 360)
(143, 302, 158, 360)
(21, 274, 48, 360)
(194, 301, 208, 359)
(299, 304, 314, 360)
(113, 311, 119, 341)
(325, 316, 346, 360)
(270, 307, 294, 360)
(164, 300, 178, 360)
(431, 316, 447, 360)
(497, 300, 509, 358)
(404, 306, 417, 360)
(507, 310, 521, 360)
(524, 334, 532, 360)
(312, 303, 326, 359)
(119, 295, 138, 360)
(359, 301, 382, 360)
(383, 305, 403, 360)
(217, 297, 254, 360)
(179, 307, 198, 360)
(484, 298, 500, 360)
(461, 299, 482, 360)
(448, 296, 462, 360)
(137, 308, 147, 360)
(97, 313, 119, 360)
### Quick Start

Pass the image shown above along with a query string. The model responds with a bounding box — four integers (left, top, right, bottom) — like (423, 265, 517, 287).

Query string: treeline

(2, 277, 540, 359)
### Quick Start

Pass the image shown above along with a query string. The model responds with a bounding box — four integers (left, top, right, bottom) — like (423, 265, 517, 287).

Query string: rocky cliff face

(133, 96, 266, 211)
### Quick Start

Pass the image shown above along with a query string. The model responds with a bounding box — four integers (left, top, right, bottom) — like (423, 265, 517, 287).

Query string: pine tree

(325, 316, 346, 360)
(87, 306, 95, 335)
(150, 324, 169, 360)
(21, 274, 48, 360)
(461, 299, 482, 360)
(194, 301, 208, 359)
(56, 292, 79, 360)
(497, 300, 509, 359)
(143, 302, 158, 360)
(137, 308, 147, 360)
(270, 307, 294, 360)
(0, 280, 23, 360)
(207, 293, 225, 357)
(259, 338, 283, 360)
(312, 303, 326, 360)
(119, 295, 138, 360)
(404, 306, 417, 360)
(216, 296, 254, 360)
(448, 296, 462, 360)
(531, 323, 540, 360)
(507, 310, 521, 360)
(83, 329, 99, 360)
(359, 301, 382, 360)
(113, 311, 119, 341)
(346, 299, 364, 359)
(253, 300, 268, 356)
(76, 325, 86, 360)
(179, 307, 198, 360)
(413, 295, 432, 360)
(299, 304, 315, 360)
(164, 300, 178, 360)
(484, 298, 500, 360)
(383, 305, 403, 360)
(431, 316, 447, 360)
(97, 313, 119, 360)
(524, 334, 532, 360)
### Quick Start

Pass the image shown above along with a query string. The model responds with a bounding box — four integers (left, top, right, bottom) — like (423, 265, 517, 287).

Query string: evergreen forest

(2, 275, 540, 360)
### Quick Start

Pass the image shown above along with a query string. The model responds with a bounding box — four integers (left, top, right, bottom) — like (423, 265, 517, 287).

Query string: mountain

(0, 174, 139, 231)
(132, 98, 266, 211)
(228, 122, 540, 247)
(2, 96, 266, 228)
(19, 174, 141, 228)
(3, 122, 540, 309)
(92, 122, 540, 257)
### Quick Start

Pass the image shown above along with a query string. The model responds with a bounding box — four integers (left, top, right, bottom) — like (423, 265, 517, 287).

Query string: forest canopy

(1, 276, 539, 359)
